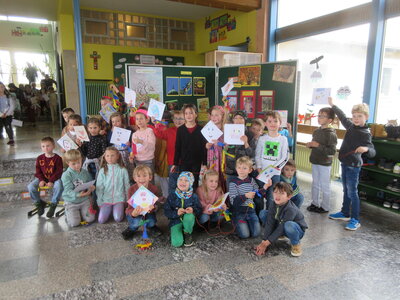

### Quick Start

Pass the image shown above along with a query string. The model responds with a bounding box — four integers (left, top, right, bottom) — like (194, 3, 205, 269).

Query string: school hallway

(0, 136, 399, 300)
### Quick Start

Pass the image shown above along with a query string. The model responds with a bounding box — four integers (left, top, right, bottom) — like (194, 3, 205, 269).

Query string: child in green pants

(164, 172, 201, 247)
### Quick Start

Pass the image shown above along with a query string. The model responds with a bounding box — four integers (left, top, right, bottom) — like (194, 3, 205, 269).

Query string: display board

(125, 64, 216, 117)
(218, 60, 298, 150)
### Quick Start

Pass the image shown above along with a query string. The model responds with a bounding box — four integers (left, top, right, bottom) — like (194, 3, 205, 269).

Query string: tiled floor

(1, 122, 399, 299)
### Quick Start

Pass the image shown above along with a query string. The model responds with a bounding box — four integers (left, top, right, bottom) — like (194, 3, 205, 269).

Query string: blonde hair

(133, 164, 153, 179)
(236, 156, 253, 168)
(100, 147, 125, 175)
(63, 149, 82, 164)
(201, 169, 223, 198)
(352, 103, 369, 117)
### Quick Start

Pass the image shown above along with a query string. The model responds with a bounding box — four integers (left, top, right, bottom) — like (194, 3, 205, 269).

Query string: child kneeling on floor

(164, 172, 201, 247)
(27, 136, 64, 218)
(256, 182, 308, 257)
(61, 150, 96, 227)
(121, 165, 163, 240)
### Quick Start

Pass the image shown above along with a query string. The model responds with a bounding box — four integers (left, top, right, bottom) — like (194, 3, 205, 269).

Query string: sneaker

(7, 140, 15, 146)
(291, 244, 302, 257)
(383, 201, 392, 208)
(393, 163, 400, 174)
(121, 227, 135, 240)
(345, 218, 361, 231)
(46, 203, 57, 218)
(35, 200, 46, 216)
(306, 204, 318, 212)
(392, 200, 400, 210)
(183, 232, 194, 247)
(315, 207, 329, 214)
(328, 212, 350, 221)
(148, 225, 163, 237)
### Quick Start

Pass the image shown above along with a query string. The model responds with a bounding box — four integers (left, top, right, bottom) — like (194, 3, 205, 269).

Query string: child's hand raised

(328, 96, 334, 107)
(131, 206, 143, 217)
(245, 191, 256, 199)
(177, 208, 185, 216)
(185, 207, 193, 214)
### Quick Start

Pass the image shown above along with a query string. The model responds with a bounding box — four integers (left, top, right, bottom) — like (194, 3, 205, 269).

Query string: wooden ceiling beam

(167, 0, 261, 12)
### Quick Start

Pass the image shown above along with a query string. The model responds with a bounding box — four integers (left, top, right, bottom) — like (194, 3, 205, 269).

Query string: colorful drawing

(57, 134, 78, 151)
(99, 103, 116, 123)
(218, 27, 227, 41)
(197, 97, 210, 113)
(238, 65, 261, 87)
(211, 18, 219, 30)
(221, 78, 234, 96)
(224, 124, 245, 145)
(73, 126, 89, 142)
(110, 127, 131, 145)
(209, 192, 229, 211)
(258, 90, 275, 114)
(148, 99, 166, 121)
(240, 90, 256, 118)
(127, 66, 164, 108)
(219, 14, 229, 27)
(165, 99, 178, 111)
(73, 180, 96, 193)
(227, 91, 237, 111)
(124, 87, 136, 107)
(166, 77, 179, 96)
(272, 64, 296, 83)
(193, 77, 206, 96)
(210, 30, 218, 43)
(275, 110, 288, 127)
(128, 186, 158, 216)
(179, 77, 192, 96)
(312, 88, 331, 105)
(257, 165, 281, 184)
(201, 120, 223, 143)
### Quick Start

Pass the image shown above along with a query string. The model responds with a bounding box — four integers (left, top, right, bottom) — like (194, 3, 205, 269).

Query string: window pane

(277, 24, 369, 139)
(85, 20, 108, 36)
(126, 25, 146, 39)
(171, 29, 187, 42)
(14, 52, 50, 85)
(0, 50, 11, 83)
(376, 17, 400, 124)
(278, 0, 371, 27)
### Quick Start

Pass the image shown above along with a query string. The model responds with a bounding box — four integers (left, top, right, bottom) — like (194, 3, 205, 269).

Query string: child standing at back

(164, 172, 202, 247)
(121, 165, 163, 239)
(255, 111, 289, 204)
(96, 147, 130, 223)
(27, 137, 63, 218)
(280, 159, 304, 208)
(196, 169, 226, 226)
(328, 97, 375, 230)
(306, 107, 338, 213)
(131, 108, 156, 172)
(61, 150, 96, 227)
(173, 104, 207, 189)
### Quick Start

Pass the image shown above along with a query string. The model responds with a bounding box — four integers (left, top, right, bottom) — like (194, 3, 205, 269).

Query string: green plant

(23, 63, 39, 84)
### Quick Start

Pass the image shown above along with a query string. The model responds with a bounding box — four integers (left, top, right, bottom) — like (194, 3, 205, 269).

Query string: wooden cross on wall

(90, 51, 101, 70)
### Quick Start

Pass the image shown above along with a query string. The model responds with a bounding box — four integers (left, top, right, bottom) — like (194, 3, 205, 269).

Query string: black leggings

(0, 116, 14, 140)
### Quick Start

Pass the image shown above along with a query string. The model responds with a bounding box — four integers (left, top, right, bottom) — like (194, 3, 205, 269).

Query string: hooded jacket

(309, 126, 338, 166)
(96, 164, 130, 206)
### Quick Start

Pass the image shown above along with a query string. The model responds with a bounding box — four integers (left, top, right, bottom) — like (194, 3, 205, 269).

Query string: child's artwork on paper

(179, 77, 192, 96)
(110, 127, 131, 145)
(272, 64, 296, 83)
(73, 180, 96, 192)
(257, 165, 281, 183)
(166, 77, 179, 96)
(275, 110, 288, 128)
(148, 98, 166, 121)
(208, 193, 229, 211)
(124, 87, 136, 107)
(312, 88, 331, 105)
(193, 77, 206, 96)
(128, 186, 158, 216)
(224, 124, 245, 145)
(73, 126, 90, 142)
(221, 78, 234, 96)
(238, 65, 261, 86)
(197, 97, 209, 113)
(100, 103, 116, 123)
(128, 66, 163, 107)
(201, 121, 223, 143)
(57, 134, 78, 151)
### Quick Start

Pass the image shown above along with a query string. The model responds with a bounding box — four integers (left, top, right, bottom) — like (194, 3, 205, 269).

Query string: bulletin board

(125, 64, 216, 117)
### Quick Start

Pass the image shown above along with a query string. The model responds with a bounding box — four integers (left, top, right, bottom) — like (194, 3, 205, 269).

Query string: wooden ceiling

(167, 0, 261, 12)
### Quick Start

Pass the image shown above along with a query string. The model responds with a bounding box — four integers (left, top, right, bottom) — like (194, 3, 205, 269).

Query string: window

(376, 16, 400, 124)
(0, 50, 11, 83)
(277, 0, 371, 27)
(84, 19, 108, 36)
(14, 52, 50, 85)
(126, 24, 147, 39)
(170, 29, 188, 42)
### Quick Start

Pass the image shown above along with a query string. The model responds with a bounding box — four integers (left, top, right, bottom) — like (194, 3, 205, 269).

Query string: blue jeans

(199, 212, 223, 224)
(234, 211, 261, 239)
(27, 178, 63, 204)
(126, 213, 156, 231)
(259, 209, 268, 226)
(341, 164, 361, 220)
(291, 193, 304, 208)
(284, 221, 304, 245)
(87, 162, 97, 180)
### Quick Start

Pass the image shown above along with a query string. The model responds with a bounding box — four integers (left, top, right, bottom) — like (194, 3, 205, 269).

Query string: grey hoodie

(309, 127, 337, 166)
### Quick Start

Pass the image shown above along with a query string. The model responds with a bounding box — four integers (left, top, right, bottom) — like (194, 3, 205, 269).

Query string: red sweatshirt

(152, 124, 178, 166)
(35, 154, 63, 183)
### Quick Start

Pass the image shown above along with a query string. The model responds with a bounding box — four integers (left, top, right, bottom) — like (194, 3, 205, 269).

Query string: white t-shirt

(255, 134, 289, 170)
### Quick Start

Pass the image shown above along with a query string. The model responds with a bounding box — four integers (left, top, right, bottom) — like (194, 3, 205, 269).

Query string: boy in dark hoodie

(306, 107, 337, 213)
(255, 182, 308, 257)
(328, 97, 375, 231)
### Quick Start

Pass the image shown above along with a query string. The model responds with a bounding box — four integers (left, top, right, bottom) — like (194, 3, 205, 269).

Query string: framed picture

(211, 18, 220, 30)
(240, 90, 256, 118)
(193, 77, 206, 96)
(227, 90, 238, 111)
(238, 65, 261, 87)
(166, 77, 179, 96)
(179, 77, 192, 96)
(257, 90, 275, 116)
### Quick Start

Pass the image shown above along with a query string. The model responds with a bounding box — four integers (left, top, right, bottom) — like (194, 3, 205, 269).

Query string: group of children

(27, 95, 375, 257)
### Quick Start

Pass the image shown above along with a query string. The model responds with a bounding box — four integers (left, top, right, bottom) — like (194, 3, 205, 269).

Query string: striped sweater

(228, 176, 266, 214)
(280, 174, 300, 197)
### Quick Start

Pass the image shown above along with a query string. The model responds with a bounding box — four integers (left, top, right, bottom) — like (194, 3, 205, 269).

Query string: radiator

(85, 80, 110, 116)
(295, 144, 340, 179)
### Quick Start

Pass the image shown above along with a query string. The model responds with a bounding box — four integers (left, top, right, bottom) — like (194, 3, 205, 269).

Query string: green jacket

(61, 167, 93, 204)
(96, 164, 130, 206)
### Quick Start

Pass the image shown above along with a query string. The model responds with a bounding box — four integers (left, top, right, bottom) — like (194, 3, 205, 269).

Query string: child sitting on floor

(280, 159, 304, 208)
(96, 147, 130, 224)
(121, 165, 163, 240)
(196, 169, 226, 227)
(164, 171, 202, 247)
(61, 150, 96, 227)
(27, 137, 63, 218)
(256, 182, 308, 257)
